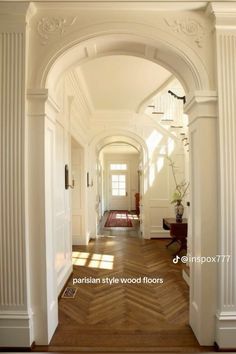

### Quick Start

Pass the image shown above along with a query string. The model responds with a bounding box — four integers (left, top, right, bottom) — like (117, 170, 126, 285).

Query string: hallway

(1, 1, 236, 349)
(45, 228, 213, 352)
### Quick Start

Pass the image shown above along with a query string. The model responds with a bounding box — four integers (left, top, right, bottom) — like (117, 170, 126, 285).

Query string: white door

(108, 163, 130, 210)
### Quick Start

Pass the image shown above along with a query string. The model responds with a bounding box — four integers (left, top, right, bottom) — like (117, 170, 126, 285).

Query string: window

(110, 163, 127, 171)
(112, 175, 126, 196)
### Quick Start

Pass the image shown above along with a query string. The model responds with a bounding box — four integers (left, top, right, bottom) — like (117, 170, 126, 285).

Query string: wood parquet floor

(35, 218, 215, 353)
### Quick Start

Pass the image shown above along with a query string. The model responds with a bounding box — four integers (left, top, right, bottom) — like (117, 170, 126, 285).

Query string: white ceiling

(102, 143, 139, 154)
(76, 55, 172, 111)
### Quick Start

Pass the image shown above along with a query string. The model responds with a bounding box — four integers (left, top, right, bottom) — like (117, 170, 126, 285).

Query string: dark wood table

(163, 218, 188, 256)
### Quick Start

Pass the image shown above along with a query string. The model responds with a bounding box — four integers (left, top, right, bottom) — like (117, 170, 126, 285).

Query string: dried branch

(166, 156, 189, 203)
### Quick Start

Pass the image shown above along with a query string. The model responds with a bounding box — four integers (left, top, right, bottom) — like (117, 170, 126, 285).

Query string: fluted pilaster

(0, 3, 34, 347)
(217, 33, 236, 310)
(208, 2, 236, 349)
(0, 32, 26, 309)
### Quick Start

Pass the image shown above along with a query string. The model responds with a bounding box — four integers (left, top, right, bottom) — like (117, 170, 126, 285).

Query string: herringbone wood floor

(36, 220, 214, 353)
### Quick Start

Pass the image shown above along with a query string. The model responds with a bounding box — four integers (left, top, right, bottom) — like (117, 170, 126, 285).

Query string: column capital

(27, 89, 60, 116)
(206, 2, 236, 28)
(0, 2, 36, 32)
(184, 91, 217, 125)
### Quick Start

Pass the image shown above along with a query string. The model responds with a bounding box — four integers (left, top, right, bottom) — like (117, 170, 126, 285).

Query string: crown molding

(29, 1, 207, 12)
(206, 2, 236, 28)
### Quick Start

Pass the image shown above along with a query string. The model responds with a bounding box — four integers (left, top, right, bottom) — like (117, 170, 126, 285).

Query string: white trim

(0, 311, 33, 347)
(57, 264, 73, 296)
(34, 2, 207, 12)
(216, 313, 236, 349)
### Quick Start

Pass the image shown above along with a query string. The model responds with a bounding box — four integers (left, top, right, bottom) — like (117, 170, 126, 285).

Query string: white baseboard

(150, 235, 171, 239)
(72, 234, 89, 245)
(149, 229, 170, 238)
(0, 311, 33, 347)
(57, 263, 73, 295)
(216, 312, 236, 349)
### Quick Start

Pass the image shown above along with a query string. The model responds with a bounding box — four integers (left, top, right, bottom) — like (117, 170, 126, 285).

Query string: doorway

(109, 168, 129, 210)
(97, 142, 141, 231)
(71, 137, 88, 246)
(27, 22, 218, 348)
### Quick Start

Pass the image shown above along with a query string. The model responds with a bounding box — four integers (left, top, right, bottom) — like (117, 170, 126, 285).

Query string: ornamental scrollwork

(37, 17, 77, 45)
(165, 18, 206, 48)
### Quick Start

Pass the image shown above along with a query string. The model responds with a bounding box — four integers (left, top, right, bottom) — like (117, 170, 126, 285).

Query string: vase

(175, 200, 184, 222)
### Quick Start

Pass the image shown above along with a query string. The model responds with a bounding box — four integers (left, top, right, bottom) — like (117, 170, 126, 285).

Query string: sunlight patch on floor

(72, 251, 114, 269)
(128, 214, 139, 220)
(115, 213, 127, 219)
(115, 213, 139, 220)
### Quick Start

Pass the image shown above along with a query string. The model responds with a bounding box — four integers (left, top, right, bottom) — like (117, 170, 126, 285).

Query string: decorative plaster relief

(37, 16, 77, 45)
(165, 18, 206, 48)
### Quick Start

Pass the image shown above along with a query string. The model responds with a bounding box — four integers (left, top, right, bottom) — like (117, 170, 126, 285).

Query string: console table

(163, 218, 188, 256)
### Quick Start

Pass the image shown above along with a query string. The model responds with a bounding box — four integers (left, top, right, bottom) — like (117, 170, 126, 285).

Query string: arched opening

(91, 133, 147, 238)
(35, 30, 211, 92)
(27, 25, 217, 350)
(96, 139, 142, 237)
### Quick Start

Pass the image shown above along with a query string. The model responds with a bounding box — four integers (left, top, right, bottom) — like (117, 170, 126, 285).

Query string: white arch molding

(27, 19, 218, 349)
(89, 129, 148, 159)
(28, 23, 211, 92)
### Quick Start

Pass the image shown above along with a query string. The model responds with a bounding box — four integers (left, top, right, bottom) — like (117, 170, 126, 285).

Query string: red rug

(104, 210, 133, 228)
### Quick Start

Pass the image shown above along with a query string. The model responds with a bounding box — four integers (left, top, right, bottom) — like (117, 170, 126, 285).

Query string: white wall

(51, 71, 92, 292)
(143, 137, 185, 238)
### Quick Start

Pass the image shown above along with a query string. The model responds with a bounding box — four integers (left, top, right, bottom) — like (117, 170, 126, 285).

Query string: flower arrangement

(167, 157, 189, 204)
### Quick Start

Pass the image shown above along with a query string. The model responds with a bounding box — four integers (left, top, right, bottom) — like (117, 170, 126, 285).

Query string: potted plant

(167, 157, 189, 222)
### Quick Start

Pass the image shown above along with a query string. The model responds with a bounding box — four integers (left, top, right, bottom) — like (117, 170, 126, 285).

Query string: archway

(30, 28, 211, 92)
(27, 24, 217, 347)
(91, 130, 147, 234)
